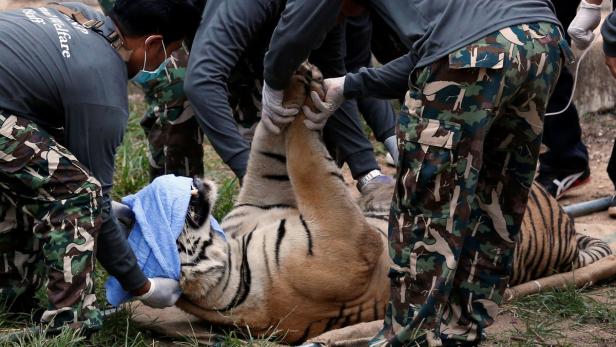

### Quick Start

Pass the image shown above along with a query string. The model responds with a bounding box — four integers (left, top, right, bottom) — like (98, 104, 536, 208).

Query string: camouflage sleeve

(602, 11, 616, 57)
(343, 53, 414, 100)
(264, 0, 342, 90)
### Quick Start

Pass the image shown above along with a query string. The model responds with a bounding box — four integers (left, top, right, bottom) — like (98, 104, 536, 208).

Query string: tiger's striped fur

(512, 183, 612, 284)
(175, 63, 612, 344)
(358, 181, 613, 286)
(177, 63, 390, 343)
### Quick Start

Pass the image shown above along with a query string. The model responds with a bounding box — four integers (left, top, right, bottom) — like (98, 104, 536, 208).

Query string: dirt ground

(561, 112, 616, 226)
(487, 112, 616, 346)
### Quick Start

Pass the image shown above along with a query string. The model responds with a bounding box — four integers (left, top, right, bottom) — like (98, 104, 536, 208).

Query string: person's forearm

(185, 77, 251, 179)
(343, 53, 414, 100)
(309, 23, 347, 78)
(185, 0, 270, 178)
(96, 194, 148, 292)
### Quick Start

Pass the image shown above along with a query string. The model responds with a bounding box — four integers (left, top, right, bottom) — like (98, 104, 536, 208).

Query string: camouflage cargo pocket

(396, 114, 461, 218)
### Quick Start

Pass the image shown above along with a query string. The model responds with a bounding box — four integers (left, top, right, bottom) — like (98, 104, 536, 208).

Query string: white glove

(567, 0, 602, 50)
(302, 76, 346, 131)
(261, 82, 300, 134)
(135, 278, 181, 308)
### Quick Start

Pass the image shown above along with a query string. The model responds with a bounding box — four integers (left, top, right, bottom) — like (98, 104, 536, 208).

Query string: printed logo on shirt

(22, 8, 45, 24)
(21, 7, 91, 60)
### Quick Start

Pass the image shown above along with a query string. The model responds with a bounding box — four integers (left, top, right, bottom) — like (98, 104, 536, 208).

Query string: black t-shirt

(0, 2, 128, 194)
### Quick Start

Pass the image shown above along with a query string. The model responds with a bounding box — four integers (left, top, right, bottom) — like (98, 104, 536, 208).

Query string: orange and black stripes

(511, 183, 612, 285)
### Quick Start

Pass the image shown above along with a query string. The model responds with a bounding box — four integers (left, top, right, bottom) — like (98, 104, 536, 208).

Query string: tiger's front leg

(223, 71, 311, 237)
(282, 108, 384, 302)
(235, 122, 295, 208)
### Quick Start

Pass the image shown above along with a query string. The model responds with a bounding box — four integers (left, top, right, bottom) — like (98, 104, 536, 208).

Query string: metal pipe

(562, 195, 616, 218)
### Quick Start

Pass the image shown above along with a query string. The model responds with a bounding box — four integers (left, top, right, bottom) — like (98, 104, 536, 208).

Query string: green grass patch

(511, 285, 616, 326)
(111, 99, 150, 201)
(213, 177, 239, 221)
(492, 285, 616, 346)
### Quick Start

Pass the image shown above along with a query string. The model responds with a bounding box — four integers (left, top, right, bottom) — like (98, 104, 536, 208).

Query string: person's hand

(605, 55, 616, 79)
(302, 76, 346, 130)
(135, 278, 181, 308)
(567, 0, 603, 50)
(261, 82, 300, 134)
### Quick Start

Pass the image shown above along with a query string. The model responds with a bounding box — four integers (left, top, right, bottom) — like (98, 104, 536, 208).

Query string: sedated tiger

(174, 63, 612, 344)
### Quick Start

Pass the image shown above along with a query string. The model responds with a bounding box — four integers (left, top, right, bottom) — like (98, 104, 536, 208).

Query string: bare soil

(561, 113, 616, 226)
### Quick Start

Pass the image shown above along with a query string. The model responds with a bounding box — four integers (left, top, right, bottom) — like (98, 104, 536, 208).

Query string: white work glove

(135, 278, 181, 309)
(567, 0, 603, 50)
(261, 82, 300, 134)
(302, 76, 346, 131)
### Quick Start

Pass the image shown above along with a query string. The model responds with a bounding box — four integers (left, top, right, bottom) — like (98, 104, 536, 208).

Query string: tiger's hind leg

(285, 115, 363, 231)
(236, 63, 334, 210)
(220, 122, 298, 239)
(223, 81, 305, 237)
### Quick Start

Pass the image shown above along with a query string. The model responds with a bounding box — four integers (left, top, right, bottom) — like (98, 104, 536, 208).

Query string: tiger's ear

(187, 177, 218, 228)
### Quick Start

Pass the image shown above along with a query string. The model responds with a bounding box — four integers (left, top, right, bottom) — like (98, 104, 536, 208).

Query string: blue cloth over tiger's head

(105, 175, 225, 306)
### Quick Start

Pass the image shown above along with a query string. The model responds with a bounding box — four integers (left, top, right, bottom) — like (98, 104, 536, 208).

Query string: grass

(489, 285, 616, 346)
(213, 177, 239, 221)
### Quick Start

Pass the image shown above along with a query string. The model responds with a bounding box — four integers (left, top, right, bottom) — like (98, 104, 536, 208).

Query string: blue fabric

(105, 175, 194, 307)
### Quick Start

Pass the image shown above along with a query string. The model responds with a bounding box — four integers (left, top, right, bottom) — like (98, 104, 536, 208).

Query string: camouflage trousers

(0, 113, 102, 331)
(141, 101, 204, 180)
(140, 49, 205, 181)
(382, 23, 571, 346)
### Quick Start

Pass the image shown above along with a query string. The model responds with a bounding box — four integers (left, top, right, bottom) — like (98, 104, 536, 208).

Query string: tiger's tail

(574, 233, 613, 268)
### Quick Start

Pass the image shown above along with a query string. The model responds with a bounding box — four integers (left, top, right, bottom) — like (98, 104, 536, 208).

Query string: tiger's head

(177, 177, 229, 303)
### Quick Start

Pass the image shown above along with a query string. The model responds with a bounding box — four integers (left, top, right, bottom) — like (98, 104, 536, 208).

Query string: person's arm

(602, 10, 616, 78)
(309, 23, 347, 78)
(99, 194, 149, 293)
(302, 53, 414, 130)
(263, 0, 342, 90)
(63, 103, 148, 293)
(185, 0, 278, 178)
(344, 53, 414, 100)
(568, 0, 603, 49)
